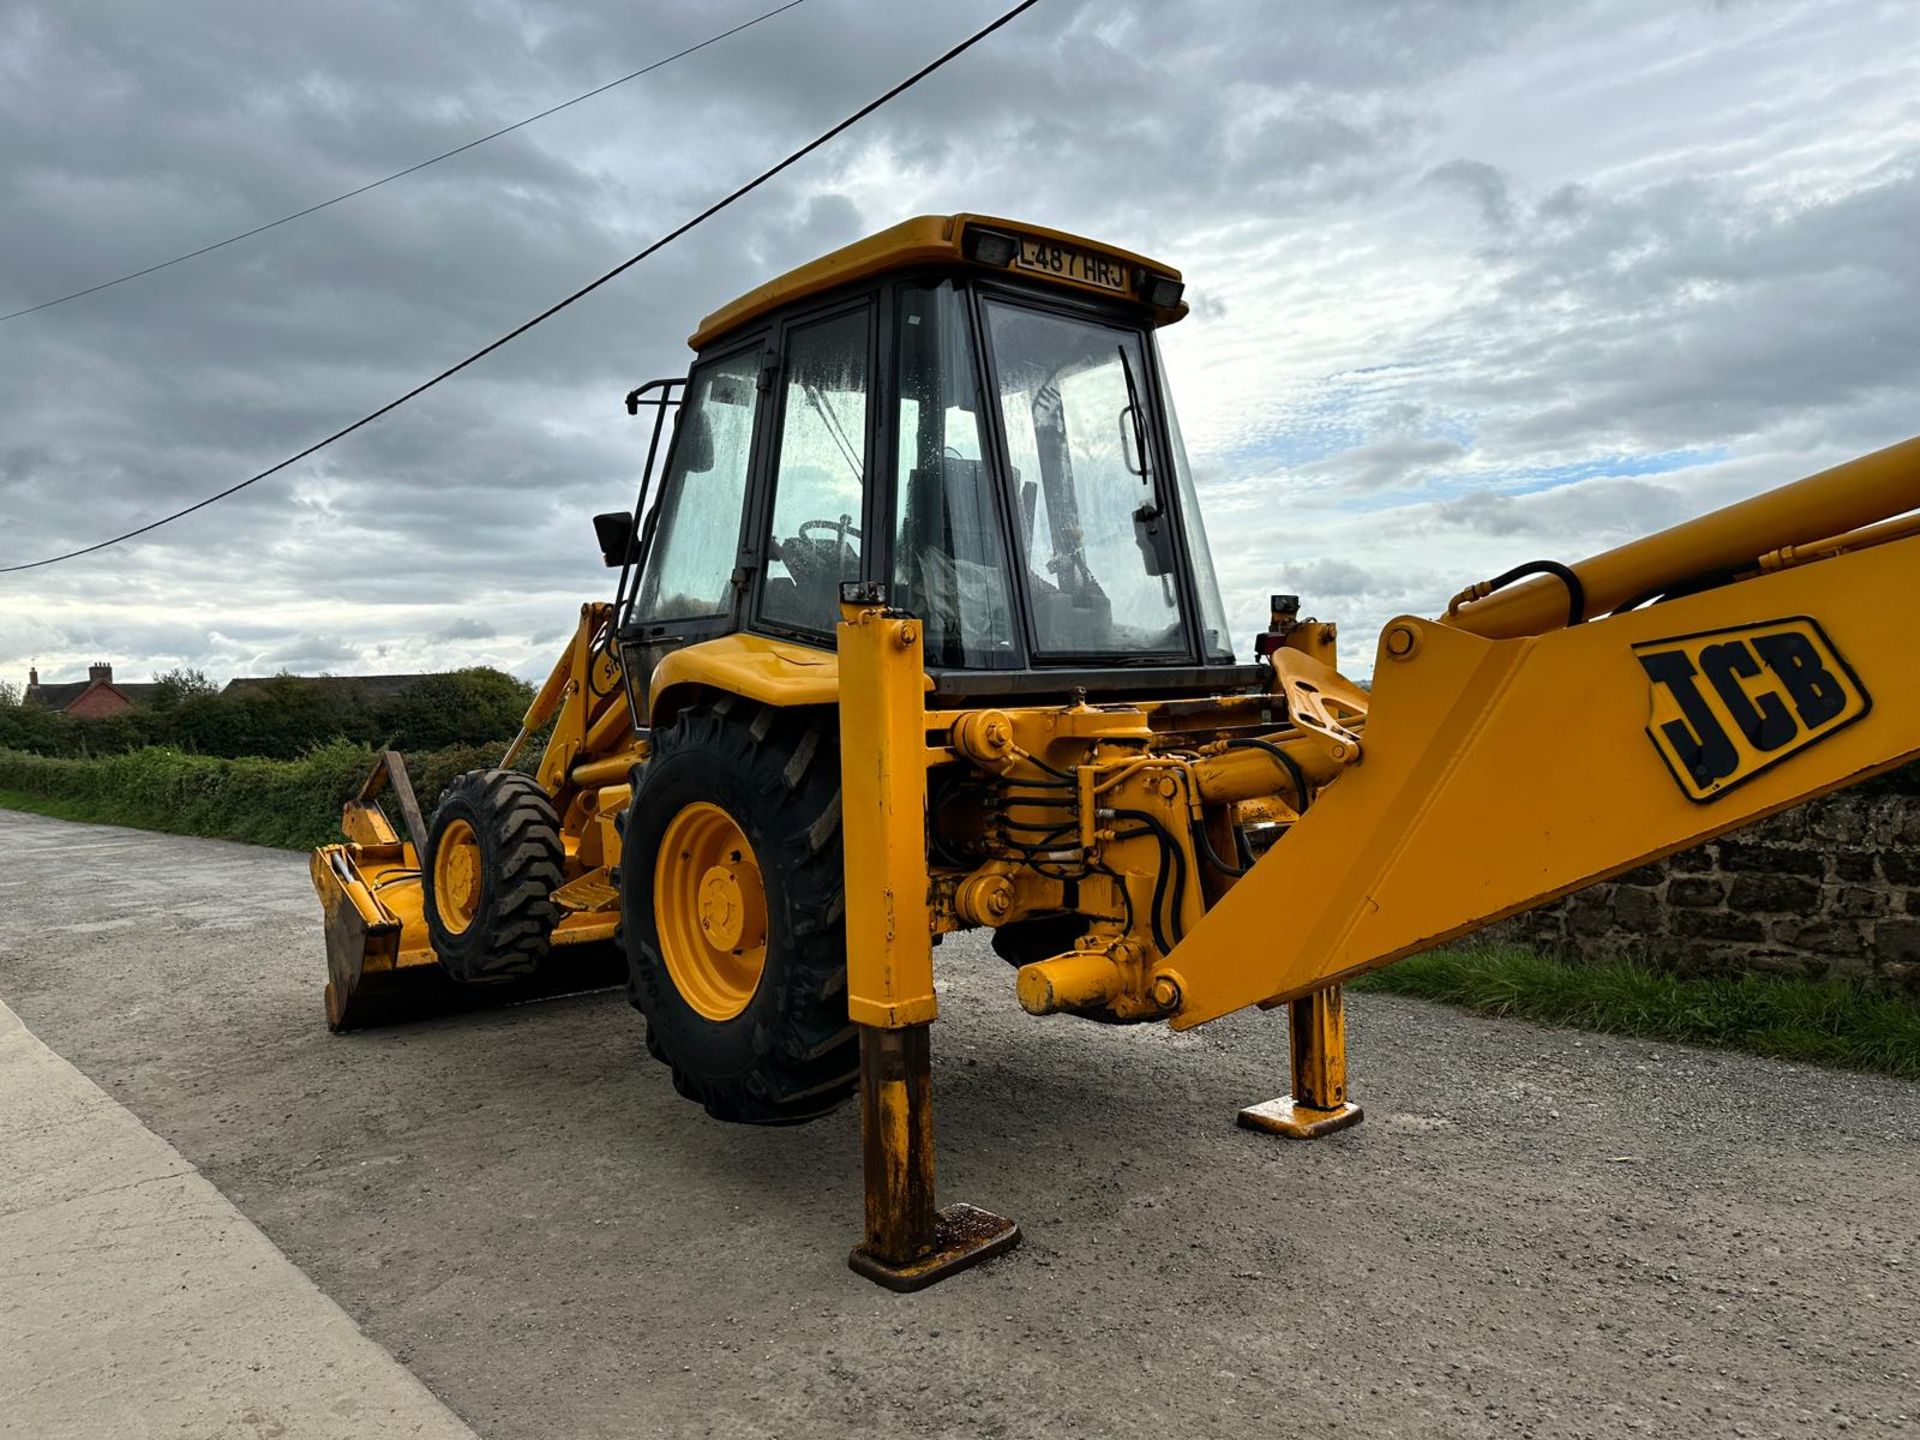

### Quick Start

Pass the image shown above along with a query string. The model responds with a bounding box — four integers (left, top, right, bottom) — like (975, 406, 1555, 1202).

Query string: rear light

(963, 228, 1020, 268)
(1136, 271, 1185, 309)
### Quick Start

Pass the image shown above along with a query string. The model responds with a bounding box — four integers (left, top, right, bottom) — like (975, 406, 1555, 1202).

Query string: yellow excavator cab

(313, 213, 1920, 1288)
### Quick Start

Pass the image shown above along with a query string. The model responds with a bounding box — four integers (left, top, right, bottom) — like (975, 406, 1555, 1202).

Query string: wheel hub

(433, 818, 482, 935)
(697, 862, 766, 952)
(656, 802, 769, 1022)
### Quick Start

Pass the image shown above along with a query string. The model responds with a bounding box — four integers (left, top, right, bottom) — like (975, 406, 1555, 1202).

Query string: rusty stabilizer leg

(847, 1025, 1019, 1292)
(837, 585, 1018, 1291)
(1237, 985, 1364, 1139)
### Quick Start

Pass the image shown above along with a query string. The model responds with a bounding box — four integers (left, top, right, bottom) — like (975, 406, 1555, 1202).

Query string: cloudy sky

(3, 0, 1916, 687)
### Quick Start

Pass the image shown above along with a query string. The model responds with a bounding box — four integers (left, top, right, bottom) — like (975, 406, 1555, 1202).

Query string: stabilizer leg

(1237, 985, 1364, 1139)
(837, 586, 1018, 1291)
(847, 1025, 1018, 1292)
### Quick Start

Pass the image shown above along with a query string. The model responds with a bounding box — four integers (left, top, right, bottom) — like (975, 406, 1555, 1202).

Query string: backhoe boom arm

(1159, 485, 1920, 1029)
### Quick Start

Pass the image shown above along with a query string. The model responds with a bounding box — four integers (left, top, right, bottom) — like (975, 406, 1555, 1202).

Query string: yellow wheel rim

(656, 801, 768, 1022)
(433, 817, 483, 935)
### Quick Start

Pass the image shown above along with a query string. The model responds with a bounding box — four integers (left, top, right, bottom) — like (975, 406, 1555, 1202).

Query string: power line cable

(3, 0, 1042, 575)
(0, 0, 806, 325)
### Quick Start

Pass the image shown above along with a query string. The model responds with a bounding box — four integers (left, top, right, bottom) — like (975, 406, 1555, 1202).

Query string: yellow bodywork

(821, 435, 1920, 1040)
(837, 601, 937, 1030)
(649, 631, 841, 723)
(689, 213, 1188, 349)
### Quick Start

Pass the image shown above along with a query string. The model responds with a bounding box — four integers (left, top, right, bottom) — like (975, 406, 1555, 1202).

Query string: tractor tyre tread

(423, 768, 564, 985)
(620, 703, 855, 1126)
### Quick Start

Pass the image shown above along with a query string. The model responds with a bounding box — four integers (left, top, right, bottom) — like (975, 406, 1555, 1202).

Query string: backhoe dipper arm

(1156, 437, 1920, 1031)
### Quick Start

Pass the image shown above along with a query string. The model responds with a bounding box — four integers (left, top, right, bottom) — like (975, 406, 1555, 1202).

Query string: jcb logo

(1633, 618, 1869, 803)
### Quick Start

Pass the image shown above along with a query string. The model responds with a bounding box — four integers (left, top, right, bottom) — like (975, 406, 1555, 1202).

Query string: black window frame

(881, 273, 1028, 672)
(622, 326, 775, 648)
(747, 291, 884, 649)
(626, 266, 1246, 699)
(968, 277, 1209, 669)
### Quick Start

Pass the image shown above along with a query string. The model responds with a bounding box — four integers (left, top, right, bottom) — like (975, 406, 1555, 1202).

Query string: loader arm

(1158, 443, 1920, 1029)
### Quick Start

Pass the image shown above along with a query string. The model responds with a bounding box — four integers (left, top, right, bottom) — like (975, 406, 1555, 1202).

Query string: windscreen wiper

(1118, 345, 1174, 581)
(1117, 345, 1157, 519)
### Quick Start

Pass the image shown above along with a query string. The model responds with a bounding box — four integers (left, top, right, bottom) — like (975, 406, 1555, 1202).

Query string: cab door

(622, 336, 771, 719)
(751, 301, 876, 645)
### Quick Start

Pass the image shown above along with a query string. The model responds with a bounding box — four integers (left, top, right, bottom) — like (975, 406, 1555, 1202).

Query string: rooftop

(689, 213, 1187, 350)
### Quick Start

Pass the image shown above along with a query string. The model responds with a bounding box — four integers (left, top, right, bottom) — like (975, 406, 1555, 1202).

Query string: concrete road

(1, 1000, 480, 1440)
(0, 809, 1915, 1439)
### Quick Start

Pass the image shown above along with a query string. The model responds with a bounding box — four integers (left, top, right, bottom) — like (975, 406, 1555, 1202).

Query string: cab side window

(633, 350, 762, 625)
(760, 308, 870, 636)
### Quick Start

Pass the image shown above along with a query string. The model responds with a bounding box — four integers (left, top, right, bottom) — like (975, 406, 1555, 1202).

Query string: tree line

(0, 667, 534, 761)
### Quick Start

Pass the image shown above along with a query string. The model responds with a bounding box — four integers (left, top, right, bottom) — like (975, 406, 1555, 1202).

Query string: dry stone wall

(1495, 791, 1920, 994)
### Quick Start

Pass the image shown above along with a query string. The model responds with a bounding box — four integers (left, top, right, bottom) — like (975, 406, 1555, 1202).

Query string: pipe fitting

(954, 870, 1015, 925)
(950, 709, 1017, 770)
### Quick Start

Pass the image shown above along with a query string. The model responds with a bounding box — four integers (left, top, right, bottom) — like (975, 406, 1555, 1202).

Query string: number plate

(1013, 237, 1131, 294)
(1634, 616, 1870, 803)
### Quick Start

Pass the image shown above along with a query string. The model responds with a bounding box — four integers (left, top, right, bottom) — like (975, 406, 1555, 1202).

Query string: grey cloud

(1, 0, 1912, 688)
(1282, 558, 1374, 598)
(433, 617, 497, 641)
(250, 634, 362, 674)
(1297, 434, 1468, 493)
(1426, 158, 1514, 231)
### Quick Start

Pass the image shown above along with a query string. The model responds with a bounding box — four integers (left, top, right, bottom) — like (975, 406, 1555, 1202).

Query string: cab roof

(689, 213, 1188, 350)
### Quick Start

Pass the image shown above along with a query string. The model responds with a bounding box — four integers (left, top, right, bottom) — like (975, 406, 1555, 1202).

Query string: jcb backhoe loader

(313, 214, 1920, 1289)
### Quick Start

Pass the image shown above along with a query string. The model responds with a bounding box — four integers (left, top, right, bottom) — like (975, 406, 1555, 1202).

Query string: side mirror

(592, 511, 636, 568)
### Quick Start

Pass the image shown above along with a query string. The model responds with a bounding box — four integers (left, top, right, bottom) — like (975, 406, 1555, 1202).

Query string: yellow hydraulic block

(1236, 986, 1363, 1139)
(837, 583, 1019, 1291)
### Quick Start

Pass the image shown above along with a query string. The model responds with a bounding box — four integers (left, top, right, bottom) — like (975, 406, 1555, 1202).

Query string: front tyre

(620, 701, 855, 1125)
(422, 769, 564, 984)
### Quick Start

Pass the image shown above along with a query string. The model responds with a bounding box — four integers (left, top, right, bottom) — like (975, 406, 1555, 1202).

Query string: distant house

(23, 663, 158, 718)
(221, 673, 438, 701)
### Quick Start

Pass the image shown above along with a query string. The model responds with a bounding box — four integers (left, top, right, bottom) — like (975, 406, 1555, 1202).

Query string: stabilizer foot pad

(848, 1204, 1020, 1293)
(1236, 1097, 1364, 1140)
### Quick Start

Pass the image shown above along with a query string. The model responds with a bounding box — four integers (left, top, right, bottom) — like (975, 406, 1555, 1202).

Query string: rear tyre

(620, 701, 855, 1125)
(423, 769, 565, 984)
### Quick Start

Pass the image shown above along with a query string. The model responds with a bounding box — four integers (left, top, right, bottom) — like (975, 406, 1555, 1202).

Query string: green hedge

(0, 741, 523, 851)
(0, 667, 534, 762)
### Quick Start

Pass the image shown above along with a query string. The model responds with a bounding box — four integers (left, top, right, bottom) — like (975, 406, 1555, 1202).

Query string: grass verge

(1356, 943, 1920, 1081)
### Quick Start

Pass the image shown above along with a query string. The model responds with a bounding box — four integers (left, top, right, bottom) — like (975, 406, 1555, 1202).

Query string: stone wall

(1496, 791, 1920, 994)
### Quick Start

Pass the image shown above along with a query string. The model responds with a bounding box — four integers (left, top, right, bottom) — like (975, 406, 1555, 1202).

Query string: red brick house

(23, 663, 158, 718)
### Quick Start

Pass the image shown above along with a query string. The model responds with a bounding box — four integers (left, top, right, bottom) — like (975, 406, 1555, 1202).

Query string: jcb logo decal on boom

(1634, 617, 1869, 804)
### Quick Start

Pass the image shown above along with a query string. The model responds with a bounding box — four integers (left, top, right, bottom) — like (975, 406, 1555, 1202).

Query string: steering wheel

(799, 517, 863, 544)
(796, 516, 863, 575)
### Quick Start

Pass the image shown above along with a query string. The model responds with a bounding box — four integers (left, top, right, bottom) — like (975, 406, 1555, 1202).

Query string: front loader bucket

(311, 842, 450, 1031)
(313, 836, 628, 1030)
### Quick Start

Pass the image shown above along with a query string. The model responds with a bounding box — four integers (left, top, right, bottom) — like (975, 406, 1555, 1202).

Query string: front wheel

(422, 769, 564, 984)
(620, 701, 855, 1125)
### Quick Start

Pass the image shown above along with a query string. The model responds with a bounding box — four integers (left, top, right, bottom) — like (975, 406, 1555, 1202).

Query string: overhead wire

(0, 0, 808, 325)
(1, 0, 1044, 575)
